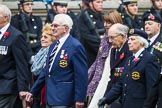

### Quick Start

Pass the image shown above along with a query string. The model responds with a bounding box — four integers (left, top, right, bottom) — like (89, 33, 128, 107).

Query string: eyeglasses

(51, 24, 65, 28)
(108, 33, 121, 40)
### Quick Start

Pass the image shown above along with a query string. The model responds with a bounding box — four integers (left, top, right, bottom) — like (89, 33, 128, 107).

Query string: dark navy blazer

(30, 35, 88, 106)
(106, 42, 132, 93)
(143, 32, 162, 108)
(104, 50, 160, 108)
(0, 25, 30, 94)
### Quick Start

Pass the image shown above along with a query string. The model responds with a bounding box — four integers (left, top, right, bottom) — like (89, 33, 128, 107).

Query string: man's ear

(64, 25, 69, 32)
(89, 1, 93, 8)
(19, 4, 23, 10)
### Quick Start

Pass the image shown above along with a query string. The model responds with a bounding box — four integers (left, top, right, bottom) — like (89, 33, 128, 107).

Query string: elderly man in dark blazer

(26, 14, 88, 108)
(0, 4, 30, 108)
(98, 29, 160, 108)
(142, 12, 162, 108)
(104, 23, 132, 108)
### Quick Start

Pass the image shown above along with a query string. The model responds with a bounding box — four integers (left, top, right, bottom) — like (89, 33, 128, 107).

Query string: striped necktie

(49, 40, 60, 67)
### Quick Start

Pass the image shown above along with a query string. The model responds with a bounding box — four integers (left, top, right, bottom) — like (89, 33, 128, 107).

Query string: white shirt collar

(0, 23, 10, 40)
(133, 48, 145, 58)
(149, 32, 159, 45)
(58, 33, 69, 44)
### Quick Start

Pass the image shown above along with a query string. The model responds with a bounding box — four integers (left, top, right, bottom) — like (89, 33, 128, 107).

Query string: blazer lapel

(0, 27, 11, 44)
(50, 36, 71, 71)
(110, 42, 128, 69)
(130, 50, 145, 68)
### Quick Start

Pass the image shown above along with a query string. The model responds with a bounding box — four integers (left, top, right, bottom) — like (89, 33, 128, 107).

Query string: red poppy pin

(63, 54, 68, 60)
(133, 58, 139, 62)
(148, 14, 155, 20)
(3, 32, 10, 41)
(120, 53, 124, 60)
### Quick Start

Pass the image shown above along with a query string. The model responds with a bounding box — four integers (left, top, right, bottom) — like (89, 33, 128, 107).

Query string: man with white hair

(0, 4, 30, 108)
(26, 14, 88, 108)
(45, 0, 80, 40)
(98, 28, 160, 108)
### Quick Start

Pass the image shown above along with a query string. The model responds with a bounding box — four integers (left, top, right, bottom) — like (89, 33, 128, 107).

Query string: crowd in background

(0, 0, 162, 108)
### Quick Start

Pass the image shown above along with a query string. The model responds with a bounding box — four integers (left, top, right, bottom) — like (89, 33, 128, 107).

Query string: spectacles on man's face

(51, 24, 65, 28)
(108, 33, 121, 40)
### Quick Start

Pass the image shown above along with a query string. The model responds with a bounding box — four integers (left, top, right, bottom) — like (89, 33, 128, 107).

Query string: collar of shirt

(0, 23, 10, 40)
(133, 48, 145, 58)
(58, 33, 70, 46)
(149, 32, 159, 45)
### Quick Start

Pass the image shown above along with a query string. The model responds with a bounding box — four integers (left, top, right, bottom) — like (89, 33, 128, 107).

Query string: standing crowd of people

(1, 0, 162, 108)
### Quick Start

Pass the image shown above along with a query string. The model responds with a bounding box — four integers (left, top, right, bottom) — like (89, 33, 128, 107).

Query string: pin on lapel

(2, 32, 10, 41)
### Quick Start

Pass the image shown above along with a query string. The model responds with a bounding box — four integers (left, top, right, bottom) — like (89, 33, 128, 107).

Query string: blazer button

(48, 75, 51, 77)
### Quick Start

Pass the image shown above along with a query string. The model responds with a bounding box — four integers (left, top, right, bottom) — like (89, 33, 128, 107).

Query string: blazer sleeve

(72, 44, 88, 102)
(143, 56, 161, 108)
(145, 55, 160, 94)
(12, 34, 30, 91)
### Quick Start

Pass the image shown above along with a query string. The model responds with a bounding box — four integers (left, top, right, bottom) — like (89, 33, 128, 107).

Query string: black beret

(19, 0, 33, 3)
(53, 1, 68, 6)
(143, 12, 162, 23)
(123, 0, 137, 5)
(129, 28, 148, 40)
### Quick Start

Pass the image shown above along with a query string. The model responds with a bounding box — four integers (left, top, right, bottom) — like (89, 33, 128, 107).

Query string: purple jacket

(87, 33, 111, 96)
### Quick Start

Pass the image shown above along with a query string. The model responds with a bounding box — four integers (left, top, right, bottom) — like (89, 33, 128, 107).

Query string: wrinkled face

(126, 3, 138, 16)
(90, 0, 103, 12)
(54, 5, 68, 14)
(154, 0, 162, 9)
(0, 13, 8, 29)
(108, 28, 126, 49)
(41, 32, 53, 48)
(128, 36, 142, 53)
(51, 20, 68, 40)
(144, 20, 160, 38)
(22, 2, 33, 14)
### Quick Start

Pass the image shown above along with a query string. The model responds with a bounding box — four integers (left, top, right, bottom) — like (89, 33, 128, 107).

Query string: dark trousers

(32, 75, 41, 108)
(0, 94, 17, 108)
(13, 97, 23, 108)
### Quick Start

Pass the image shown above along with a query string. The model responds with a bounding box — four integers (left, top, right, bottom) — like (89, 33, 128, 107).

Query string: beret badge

(148, 14, 155, 20)
(129, 29, 134, 34)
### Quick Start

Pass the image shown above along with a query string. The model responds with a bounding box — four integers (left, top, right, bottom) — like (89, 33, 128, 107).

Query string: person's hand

(75, 102, 84, 108)
(98, 97, 107, 108)
(25, 92, 33, 102)
(19, 91, 27, 100)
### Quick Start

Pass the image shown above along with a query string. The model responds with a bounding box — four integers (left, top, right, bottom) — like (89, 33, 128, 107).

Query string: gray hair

(0, 5, 12, 22)
(54, 14, 73, 30)
(136, 36, 148, 48)
(111, 23, 129, 37)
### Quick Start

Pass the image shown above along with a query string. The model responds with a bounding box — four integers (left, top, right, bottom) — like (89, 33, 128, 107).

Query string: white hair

(54, 14, 73, 30)
(0, 5, 12, 22)
(136, 36, 148, 48)
(111, 23, 129, 37)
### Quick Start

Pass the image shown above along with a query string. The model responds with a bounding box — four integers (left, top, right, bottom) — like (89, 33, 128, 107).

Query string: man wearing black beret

(142, 12, 162, 108)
